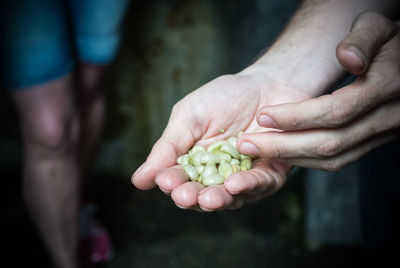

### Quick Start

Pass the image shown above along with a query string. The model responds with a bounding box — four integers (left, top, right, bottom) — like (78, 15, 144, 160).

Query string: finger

(155, 165, 190, 193)
(224, 158, 289, 199)
(244, 100, 400, 158)
(197, 184, 242, 211)
(257, 80, 394, 131)
(258, 27, 400, 131)
(131, 105, 196, 190)
(284, 132, 398, 172)
(171, 181, 205, 208)
(336, 11, 397, 75)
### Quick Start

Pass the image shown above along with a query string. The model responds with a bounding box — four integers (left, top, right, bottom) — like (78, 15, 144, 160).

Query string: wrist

(240, 55, 344, 98)
(240, 0, 398, 97)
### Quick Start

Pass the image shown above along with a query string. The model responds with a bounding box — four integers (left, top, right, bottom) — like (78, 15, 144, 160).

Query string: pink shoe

(79, 203, 114, 267)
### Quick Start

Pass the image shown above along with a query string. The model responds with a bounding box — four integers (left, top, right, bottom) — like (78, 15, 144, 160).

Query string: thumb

(336, 11, 397, 75)
(131, 117, 195, 190)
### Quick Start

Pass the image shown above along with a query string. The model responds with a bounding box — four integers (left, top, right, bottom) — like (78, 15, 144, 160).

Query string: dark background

(0, 0, 362, 267)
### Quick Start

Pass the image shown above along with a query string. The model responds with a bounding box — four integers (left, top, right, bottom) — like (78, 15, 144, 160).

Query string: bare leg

(75, 63, 107, 190)
(12, 75, 80, 268)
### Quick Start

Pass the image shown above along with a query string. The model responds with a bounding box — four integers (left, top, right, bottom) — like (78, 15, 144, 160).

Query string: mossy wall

(97, 0, 299, 177)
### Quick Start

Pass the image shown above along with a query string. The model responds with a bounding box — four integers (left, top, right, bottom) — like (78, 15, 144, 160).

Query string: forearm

(243, 0, 399, 97)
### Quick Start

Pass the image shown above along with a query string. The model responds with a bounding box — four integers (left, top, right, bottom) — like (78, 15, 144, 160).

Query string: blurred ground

(1, 166, 362, 268)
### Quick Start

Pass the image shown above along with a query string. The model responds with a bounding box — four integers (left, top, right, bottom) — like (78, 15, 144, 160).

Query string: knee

(77, 64, 106, 104)
(25, 113, 79, 158)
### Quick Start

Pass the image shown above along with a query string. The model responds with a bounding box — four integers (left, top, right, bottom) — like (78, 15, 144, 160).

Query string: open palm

(131, 70, 310, 211)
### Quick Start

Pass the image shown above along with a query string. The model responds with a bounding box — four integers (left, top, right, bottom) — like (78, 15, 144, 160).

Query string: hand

(131, 70, 311, 211)
(239, 11, 400, 172)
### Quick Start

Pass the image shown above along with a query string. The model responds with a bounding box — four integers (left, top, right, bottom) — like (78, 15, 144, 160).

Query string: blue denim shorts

(1, 0, 130, 89)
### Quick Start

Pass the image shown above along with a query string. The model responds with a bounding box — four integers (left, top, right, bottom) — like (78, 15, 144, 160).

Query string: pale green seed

(215, 152, 231, 163)
(240, 154, 251, 161)
(192, 151, 204, 166)
(237, 131, 244, 137)
(177, 155, 183, 164)
(178, 133, 254, 186)
(195, 165, 205, 174)
(192, 145, 206, 153)
(181, 154, 190, 165)
(207, 140, 229, 153)
(202, 174, 225, 186)
(220, 143, 240, 159)
(201, 152, 219, 165)
(202, 165, 218, 178)
(218, 163, 234, 179)
(241, 158, 252, 170)
(228, 137, 237, 147)
(232, 165, 240, 172)
(230, 158, 240, 166)
(183, 165, 199, 181)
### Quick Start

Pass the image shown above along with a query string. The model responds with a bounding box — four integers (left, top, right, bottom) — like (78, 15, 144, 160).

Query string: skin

(132, 0, 399, 212)
(11, 63, 106, 268)
(243, 11, 400, 172)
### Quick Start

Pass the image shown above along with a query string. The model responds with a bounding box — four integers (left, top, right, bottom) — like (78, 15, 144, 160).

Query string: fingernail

(259, 114, 276, 128)
(239, 142, 260, 156)
(345, 45, 365, 62)
(341, 44, 366, 73)
(199, 206, 212, 212)
(176, 204, 189, 209)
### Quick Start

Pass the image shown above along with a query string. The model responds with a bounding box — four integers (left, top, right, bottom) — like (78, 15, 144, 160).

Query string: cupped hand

(131, 70, 311, 211)
(241, 11, 400, 171)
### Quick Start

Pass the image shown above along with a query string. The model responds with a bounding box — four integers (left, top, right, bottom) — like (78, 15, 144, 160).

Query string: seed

(195, 165, 205, 174)
(202, 164, 218, 178)
(240, 154, 251, 160)
(218, 163, 233, 178)
(183, 165, 199, 181)
(241, 158, 252, 170)
(220, 144, 240, 159)
(201, 152, 219, 165)
(176, 132, 254, 186)
(192, 151, 204, 166)
(207, 140, 229, 153)
(215, 152, 231, 163)
(230, 159, 240, 166)
(181, 154, 190, 165)
(232, 165, 240, 172)
(227, 137, 237, 147)
(192, 145, 206, 153)
(202, 174, 225, 186)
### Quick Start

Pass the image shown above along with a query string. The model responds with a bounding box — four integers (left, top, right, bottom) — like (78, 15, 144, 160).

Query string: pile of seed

(176, 132, 253, 186)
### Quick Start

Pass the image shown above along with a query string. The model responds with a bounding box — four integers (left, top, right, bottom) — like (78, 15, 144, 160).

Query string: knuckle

(290, 104, 305, 128)
(324, 159, 344, 172)
(327, 99, 353, 126)
(353, 127, 376, 144)
(315, 136, 342, 157)
(358, 11, 393, 29)
(359, 11, 396, 42)
(213, 74, 238, 87)
(355, 85, 378, 107)
(357, 11, 382, 22)
(269, 141, 287, 158)
(171, 101, 182, 116)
